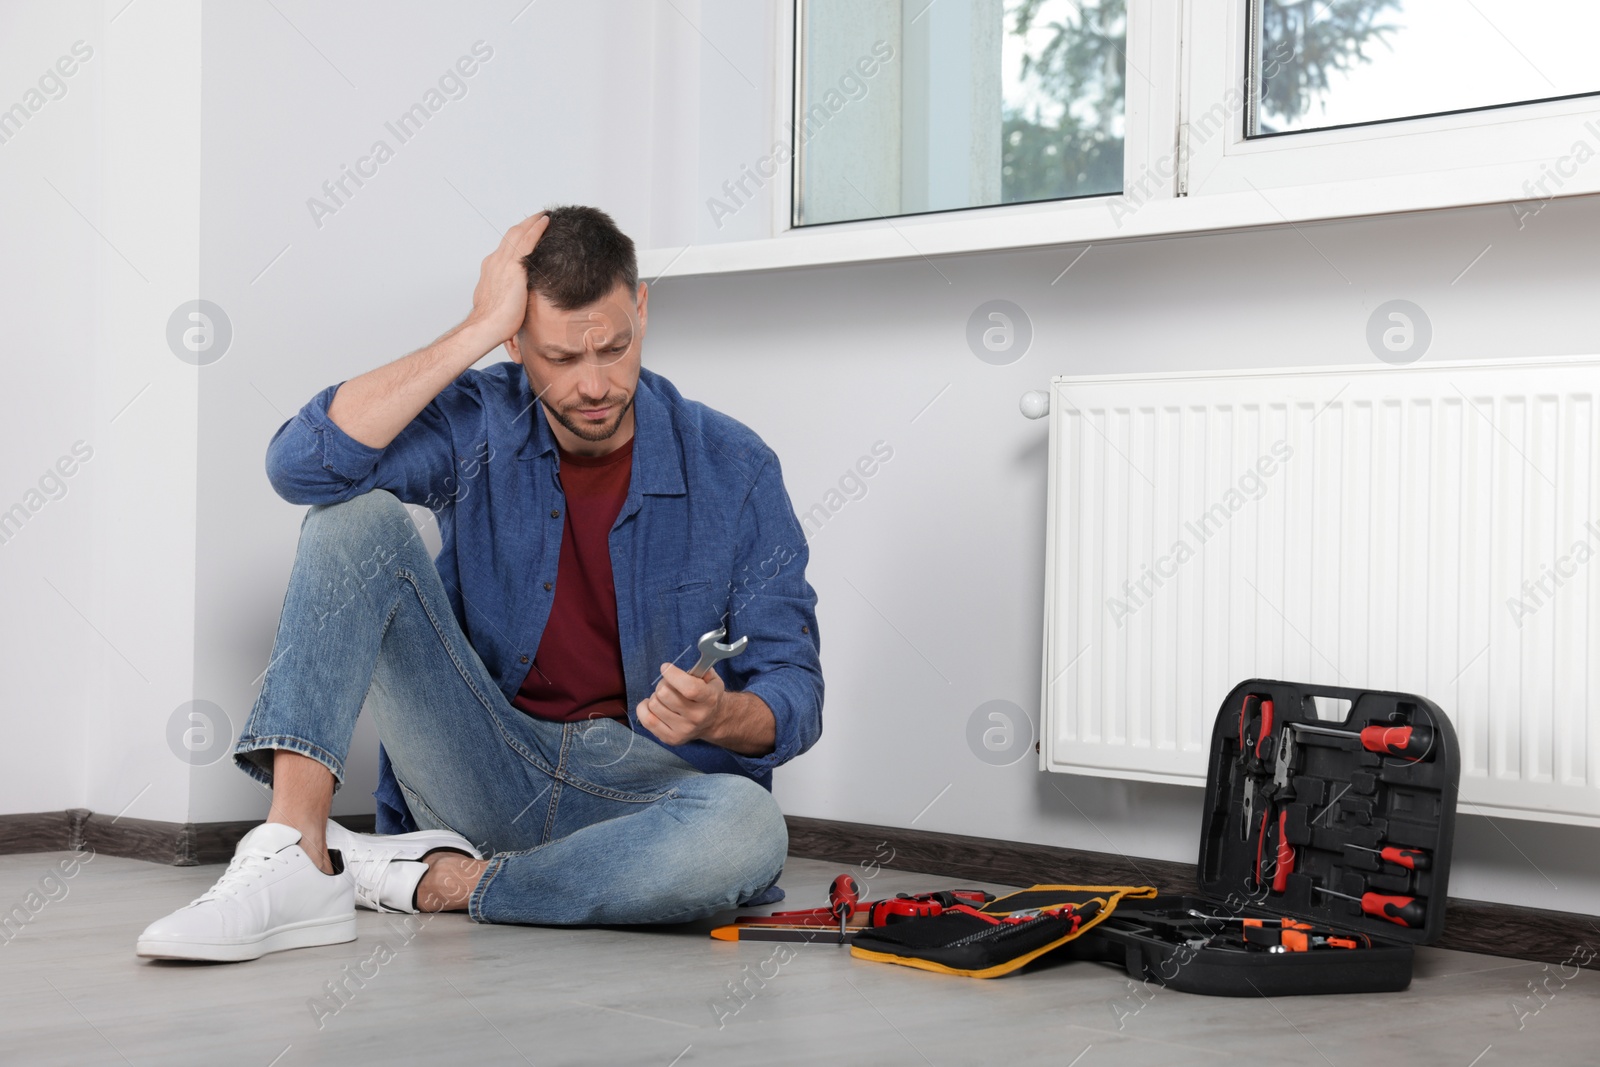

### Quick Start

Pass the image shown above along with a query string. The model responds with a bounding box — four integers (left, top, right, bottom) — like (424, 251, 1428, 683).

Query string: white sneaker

(324, 820, 481, 914)
(135, 822, 355, 961)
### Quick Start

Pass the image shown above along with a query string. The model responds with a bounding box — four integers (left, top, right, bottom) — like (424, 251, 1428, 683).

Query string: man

(137, 206, 823, 961)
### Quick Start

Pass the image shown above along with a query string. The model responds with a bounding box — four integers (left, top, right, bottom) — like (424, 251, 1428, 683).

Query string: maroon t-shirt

(511, 435, 634, 724)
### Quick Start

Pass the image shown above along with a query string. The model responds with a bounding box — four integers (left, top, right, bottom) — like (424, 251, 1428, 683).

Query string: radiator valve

(1019, 390, 1050, 420)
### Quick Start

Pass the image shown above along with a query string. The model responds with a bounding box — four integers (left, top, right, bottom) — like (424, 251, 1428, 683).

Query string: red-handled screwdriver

(1348, 844, 1432, 871)
(1292, 722, 1435, 762)
(1314, 886, 1426, 928)
(829, 875, 860, 944)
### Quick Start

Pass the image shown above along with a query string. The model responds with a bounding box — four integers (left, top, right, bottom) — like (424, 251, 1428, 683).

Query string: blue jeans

(232, 490, 787, 925)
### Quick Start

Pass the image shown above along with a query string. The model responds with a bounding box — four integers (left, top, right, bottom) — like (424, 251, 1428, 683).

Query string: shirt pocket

(652, 577, 729, 667)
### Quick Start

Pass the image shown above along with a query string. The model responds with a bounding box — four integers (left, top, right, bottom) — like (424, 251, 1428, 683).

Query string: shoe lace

(190, 850, 279, 906)
(339, 843, 392, 911)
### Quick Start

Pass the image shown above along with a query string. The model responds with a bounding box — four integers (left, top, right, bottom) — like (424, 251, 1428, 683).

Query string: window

(793, 0, 1126, 226)
(1247, 0, 1600, 137)
(637, 2, 1600, 275)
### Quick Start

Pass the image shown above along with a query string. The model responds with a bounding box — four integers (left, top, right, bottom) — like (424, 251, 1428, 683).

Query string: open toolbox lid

(1197, 679, 1460, 946)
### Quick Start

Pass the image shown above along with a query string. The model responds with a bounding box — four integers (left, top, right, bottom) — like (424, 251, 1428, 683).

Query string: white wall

(4, 0, 1596, 917)
(0, 0, 202, 826)
(0, 0, 102, 816)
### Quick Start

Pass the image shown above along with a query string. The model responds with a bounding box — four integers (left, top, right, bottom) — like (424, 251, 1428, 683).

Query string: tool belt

(849, 884, 1157, 978)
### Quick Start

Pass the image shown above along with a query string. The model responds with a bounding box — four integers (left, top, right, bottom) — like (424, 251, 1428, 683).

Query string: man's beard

(550, 392, 635, 442)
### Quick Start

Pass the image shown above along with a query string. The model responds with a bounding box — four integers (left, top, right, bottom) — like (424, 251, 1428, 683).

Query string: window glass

(794, 0, 1125, 226)
(1249, 0, 1600, 137)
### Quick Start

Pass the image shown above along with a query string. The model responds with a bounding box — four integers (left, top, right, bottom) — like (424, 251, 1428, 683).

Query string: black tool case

(1074, 679, 1460, 996)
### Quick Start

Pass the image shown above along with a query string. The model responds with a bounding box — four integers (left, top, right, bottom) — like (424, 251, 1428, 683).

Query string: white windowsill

(639, 162, 1600, 280)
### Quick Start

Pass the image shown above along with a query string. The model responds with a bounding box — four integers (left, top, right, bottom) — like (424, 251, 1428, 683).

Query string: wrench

(689, 626, 748, 676)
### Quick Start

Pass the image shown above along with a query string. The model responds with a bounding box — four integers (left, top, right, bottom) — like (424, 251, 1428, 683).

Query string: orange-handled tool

(1243, 926, 1363, 951)
(1280, 930, 1360, 951)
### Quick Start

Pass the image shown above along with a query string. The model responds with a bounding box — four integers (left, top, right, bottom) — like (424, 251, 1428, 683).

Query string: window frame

(1183, 0, 1600, 203)
(638, 0, 1600, 279)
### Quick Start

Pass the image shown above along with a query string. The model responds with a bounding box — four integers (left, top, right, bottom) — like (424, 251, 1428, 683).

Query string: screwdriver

(829, 874, 860, 944)
(1314, 886, 1426, 928)
(1291, 721, 1434, 762)
(1347, 844, 1432, 871)
(1186, 910, 1311, 930)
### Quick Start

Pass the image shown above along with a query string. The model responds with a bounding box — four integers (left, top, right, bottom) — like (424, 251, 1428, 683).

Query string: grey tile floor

(1, 850, 1594, 1066)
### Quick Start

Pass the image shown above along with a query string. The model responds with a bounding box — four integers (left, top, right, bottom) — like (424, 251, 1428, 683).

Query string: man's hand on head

(467, 211, 550, 349)
(323, 211, 551, 451)
(637, 664, 777, 757)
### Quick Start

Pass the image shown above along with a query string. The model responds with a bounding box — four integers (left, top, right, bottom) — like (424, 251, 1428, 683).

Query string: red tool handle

(1359, 725, 1433, 761)
(1362, 893, 1426, 928)
(1349, 843, 1432, 871)
(1381, 846, 1429, 871)
(1288, 932, 1360, 951)
(1238, 694, 1258, 750)
(1254, 810, 1269, 885)
(1271, 808, 1295, 893)
(829, 875, 860, 920)
(1256, 699, 1275, 759)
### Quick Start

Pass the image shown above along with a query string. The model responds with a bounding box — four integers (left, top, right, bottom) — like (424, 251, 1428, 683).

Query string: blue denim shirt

(264, 362, 823, 835)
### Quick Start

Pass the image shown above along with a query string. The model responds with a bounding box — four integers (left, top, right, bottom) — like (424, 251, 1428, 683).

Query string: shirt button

(801, 625, 810, 634)
(520, 655, 529, 663)
(550, 509, 560, 518)
(544, 582, 553, 591)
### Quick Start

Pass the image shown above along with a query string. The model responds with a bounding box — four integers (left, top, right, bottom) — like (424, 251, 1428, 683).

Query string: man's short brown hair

(522, 205, 639, 311)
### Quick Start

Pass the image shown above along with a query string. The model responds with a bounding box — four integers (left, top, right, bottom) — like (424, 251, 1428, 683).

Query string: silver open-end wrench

(689, 626, 748, 676)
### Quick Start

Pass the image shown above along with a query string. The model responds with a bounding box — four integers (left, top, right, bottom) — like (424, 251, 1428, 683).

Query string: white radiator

(1039, 357, 1600, 828)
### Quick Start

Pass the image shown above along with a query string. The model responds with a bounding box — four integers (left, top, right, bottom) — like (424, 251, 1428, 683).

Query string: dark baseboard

(0, 809, 377, 866)
(784, 815, 1600, 972)
(0, 810, 76, 857)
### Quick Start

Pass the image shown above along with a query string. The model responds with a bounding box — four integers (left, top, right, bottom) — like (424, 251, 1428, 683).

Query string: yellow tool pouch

(849, 884, 1158, 978)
